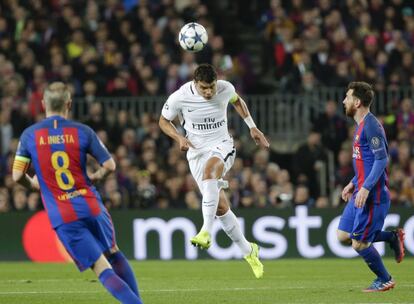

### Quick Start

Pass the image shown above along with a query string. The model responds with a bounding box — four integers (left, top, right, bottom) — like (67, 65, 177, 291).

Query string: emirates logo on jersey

(192, 117, 226, 130)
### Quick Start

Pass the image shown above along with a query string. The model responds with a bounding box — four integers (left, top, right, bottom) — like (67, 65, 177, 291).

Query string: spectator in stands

(269, 169, 294, 208)
(102, 173, 124, 210)
(84, 102, 106, 131)
(165, 176, 186, 209)
(265, 162, 280, 187)
(0, 109, 13, 156)
(292, 130, 327, 199)
(332, 149, 354, 207)
(0, 187, 10, 213)
(135, 170, 157, 209)
(27, 192, 40, 211)
(293, 184, 314, 207)
(12, 186, 27, 211)
(313, 100, 348, 157)
(185, 190, 201, 210)
(395, 141, 411, 174)
(250, 173, 269, 208)
(396, 98, 414, 138)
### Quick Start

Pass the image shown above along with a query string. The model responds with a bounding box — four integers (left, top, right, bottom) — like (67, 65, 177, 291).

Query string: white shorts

(187, 138, 236, 194)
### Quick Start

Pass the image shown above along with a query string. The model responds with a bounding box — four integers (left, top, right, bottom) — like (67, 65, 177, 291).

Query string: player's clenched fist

(178, 136, 195, 151)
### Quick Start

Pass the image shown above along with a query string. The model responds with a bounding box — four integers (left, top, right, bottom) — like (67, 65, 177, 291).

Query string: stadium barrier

(73, 86, 414, 147)
(1, 206, 413, 261)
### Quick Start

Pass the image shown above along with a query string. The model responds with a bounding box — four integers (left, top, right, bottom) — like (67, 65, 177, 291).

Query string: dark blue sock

(357, 246, 390, 282)
(108, 251, 140, 298)
(99, 268, 142, 304)
(373, 231, 395, 243)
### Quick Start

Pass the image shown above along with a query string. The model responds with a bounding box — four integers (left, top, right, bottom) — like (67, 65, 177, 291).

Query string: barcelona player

(338, 81, 405, 292)
(12, 82, 143, 304)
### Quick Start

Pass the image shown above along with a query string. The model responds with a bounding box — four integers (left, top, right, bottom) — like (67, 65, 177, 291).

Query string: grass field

(0, 259, 412, 303)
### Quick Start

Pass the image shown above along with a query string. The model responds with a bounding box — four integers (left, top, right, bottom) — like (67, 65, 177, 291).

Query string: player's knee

(351, 240, 369, 251)
(203, 158, 224, 179)
(216, 203, 229, 216)
(202, 169, 216, 180)
(91, 254, 112, 277)
(104, 245, 120, 258)
(337, 230, 350, 244)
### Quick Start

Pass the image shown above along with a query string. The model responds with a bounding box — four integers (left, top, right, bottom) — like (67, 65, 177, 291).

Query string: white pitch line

(0, 291, 103, 295)
(0, 279, 85, 283)
(1, 284, 413, 296)
(0, 286, 273, 295)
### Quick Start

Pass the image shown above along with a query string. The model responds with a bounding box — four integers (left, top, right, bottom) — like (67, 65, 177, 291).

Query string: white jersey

(161, 80, 237, 149)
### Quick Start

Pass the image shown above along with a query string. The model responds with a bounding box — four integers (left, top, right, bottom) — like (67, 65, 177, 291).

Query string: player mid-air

(159, 64, 269, 279)
(337, 81, 405, 292)
(12, 82, 143, 304)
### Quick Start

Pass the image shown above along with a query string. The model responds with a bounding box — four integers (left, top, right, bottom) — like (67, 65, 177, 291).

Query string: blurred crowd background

(0, 0, 414, 212)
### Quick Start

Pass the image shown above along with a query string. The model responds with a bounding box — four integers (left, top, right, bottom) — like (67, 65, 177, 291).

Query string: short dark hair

(347, 81, 374, 107)
(194, 64, 217, 83)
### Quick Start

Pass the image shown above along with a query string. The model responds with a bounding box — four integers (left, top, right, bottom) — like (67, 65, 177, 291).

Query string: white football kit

(161, 80, 238, 191)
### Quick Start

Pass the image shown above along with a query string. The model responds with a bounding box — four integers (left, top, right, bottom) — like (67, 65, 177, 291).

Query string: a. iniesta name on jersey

(38, 134, 75, 145)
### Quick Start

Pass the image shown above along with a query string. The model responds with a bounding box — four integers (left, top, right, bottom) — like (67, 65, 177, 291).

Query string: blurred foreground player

(338, 81, 405, 292)
(159, 64, 269, 278)
(12, 82, 143, 304)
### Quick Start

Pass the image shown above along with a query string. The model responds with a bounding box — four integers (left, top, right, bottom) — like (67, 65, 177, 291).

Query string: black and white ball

(178, 22, 208, 52)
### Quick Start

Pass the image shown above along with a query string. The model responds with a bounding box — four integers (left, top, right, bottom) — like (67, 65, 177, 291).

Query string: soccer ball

(178, 22, 208, 52)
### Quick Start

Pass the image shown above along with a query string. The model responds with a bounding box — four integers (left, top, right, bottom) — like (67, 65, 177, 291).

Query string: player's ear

(67, 99, 72, 111)
(41, 98, 46, 108)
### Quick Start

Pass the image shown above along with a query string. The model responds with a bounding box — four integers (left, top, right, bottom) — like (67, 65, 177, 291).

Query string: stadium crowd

(0, 0, 414, 212)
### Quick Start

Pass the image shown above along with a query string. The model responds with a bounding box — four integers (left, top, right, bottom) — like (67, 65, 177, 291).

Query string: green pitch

(0, 259, 412, 303)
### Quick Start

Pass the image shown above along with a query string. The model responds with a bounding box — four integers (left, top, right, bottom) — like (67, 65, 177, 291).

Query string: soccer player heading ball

(12, 82, 143, 303)
(159, 64, 269, 279)
(338, 81, 405, 292)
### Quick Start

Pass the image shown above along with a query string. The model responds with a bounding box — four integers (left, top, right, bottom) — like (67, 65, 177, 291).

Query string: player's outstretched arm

(231, 95, 270, 148)
(159, 115, 194, 151)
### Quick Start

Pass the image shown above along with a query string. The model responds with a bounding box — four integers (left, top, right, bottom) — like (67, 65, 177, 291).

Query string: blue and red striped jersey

(352, 112, 389, 201)
(16, 115, 111, 228)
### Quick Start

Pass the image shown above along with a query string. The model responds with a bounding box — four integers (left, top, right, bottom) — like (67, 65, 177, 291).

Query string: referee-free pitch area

(0, 259, 412, 303)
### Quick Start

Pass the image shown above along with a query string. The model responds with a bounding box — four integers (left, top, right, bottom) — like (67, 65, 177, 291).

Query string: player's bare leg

(92, 254, 143, 303)
(92, 254, 112, 277)
(190, 156, 223, 249)
(216, 190, 263, 278)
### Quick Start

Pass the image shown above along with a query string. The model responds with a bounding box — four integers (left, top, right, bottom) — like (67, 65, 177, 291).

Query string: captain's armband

(12, 155, 31, 173)
(229, 94, 239, 104)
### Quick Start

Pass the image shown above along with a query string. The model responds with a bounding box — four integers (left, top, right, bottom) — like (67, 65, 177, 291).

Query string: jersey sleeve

(13, 131, 31, 173)
(161, 91, 181, 121)
(365, 118, 387, 160)
(86, 127, 112, 165)
(222, 80, 238, 104)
